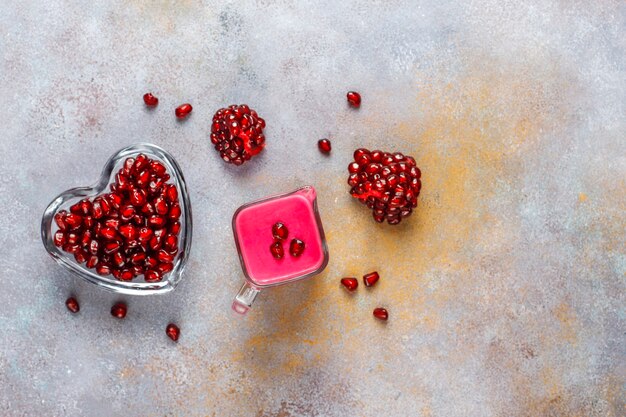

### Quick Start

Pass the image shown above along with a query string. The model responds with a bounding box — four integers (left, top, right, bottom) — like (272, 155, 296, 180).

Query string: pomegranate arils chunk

(318, 139, 332, 154)
(110, 302, 127, 319)
(347, 148, 421, 224)
(65, 297, 80, 313)
(373, 307, 388, 321)
(175, 103, 193, 119)
(347, 91, 361, 108)
(166, 323, 180, 342)
(143, 93, 158, 106)
(289, 239, 305, 257)
(363, 271, 380, 287)
(340, 277, 358, 292)
(272, 222, 289, 240)
(270, 241, 284, 259)
(211, 104, 266, 165)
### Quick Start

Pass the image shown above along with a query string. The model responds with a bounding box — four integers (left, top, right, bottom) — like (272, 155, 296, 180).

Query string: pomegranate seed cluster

(339, 271, 388, 321)
(348, 148, 422, 225)
(53, 154, 181, 283)
(269, 222, 305, 259)
(210, 104, 266, 165)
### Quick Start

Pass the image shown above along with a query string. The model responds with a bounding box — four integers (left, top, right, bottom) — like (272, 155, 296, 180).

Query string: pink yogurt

(232, 186, 328, 287)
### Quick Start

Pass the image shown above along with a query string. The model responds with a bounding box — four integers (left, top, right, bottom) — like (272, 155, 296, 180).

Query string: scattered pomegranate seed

(270, 241, 284, 259)
(318, 139, 332, 154)
(340, 277, 358, 292)
(166, 323, 180, 342)
(289, 239, 305, 257)
(272, 222, 289, 240)
(210, 104, 266, 165)
(110, 302, 127, 319)
(143, 93, 159, 107)
(65, 297, 80, 313)
(54, 154, 181, 283)
(373, 307, 388, 321)
(347, 148, 421, 224)
(347, 91, 361, 108)
(363, 271, 380, 287)
(175, 103, 193, 119)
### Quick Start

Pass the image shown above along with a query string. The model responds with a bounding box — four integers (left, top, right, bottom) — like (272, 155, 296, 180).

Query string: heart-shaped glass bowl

(41, 143, 192, 295)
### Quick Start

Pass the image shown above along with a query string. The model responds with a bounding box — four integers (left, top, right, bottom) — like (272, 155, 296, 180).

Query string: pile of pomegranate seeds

(348, 148, 422, 225)
(363, 271, 380, 287)
(111, 302, 127, 319)
(317, 139, 332, 154)
(166, 323, 180, 341)
(340, 277, 358, 292)
(269, 222, 305, 259)
(346, 91, 361, 108)
(143, 93, 159, 107)
(373, 307, 388, 321)
(53, 153, 181, 283)
(65, 297, 80, 313)
(210, 104, 266, 165)
(175, 103, 193, 119)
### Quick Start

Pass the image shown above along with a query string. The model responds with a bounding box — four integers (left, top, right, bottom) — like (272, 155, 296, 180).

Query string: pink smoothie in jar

(231, 186, 329, 314)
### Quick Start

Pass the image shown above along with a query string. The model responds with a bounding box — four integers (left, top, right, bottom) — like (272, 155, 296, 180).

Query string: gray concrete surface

(0, 1, 624, 416)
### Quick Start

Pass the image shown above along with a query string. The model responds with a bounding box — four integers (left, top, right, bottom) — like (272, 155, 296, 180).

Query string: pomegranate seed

(148, 215, 166, 228)
(156, 262, 174, 274)
(154, 197, 168, 215)
(168, 204, 181, 220)
(118, 224, 137, 241)
(113, 252, 125, 268)
(74, 250, 88, 264)
(136, 170, 150, 188)
(150, 161, 167, 177)
(96, 263, 111, 276)
(156, 249, 174, 263)
(163, 234, 177, 251)
(373, 307, 388, 321)
(272, 222, 289, 240)
(143, 92, 159, 106)
(317, 139, 332, 154)
(104, 218, 120, 229)
(86, 255, 99, 268)
(129, 188, 147, 206)
(99, 227, 117, 240)
(54, 211, 68, 231)
(270, 241, 284, 259)
(110, 302, 127, 319)
(175, 103, 193, 119)
(144, 269, 162, 282)
(65, 297, 80, 313)
(65, 213, 82, 230)
(145, 256, 158, 269)
(138, 227, 153, 241)
(119, 269, 134, 281)
(340, 277, 358, 292)
(347, 91, 361, 108)
(289, 239, 305, 257)
(164, 184, 178, 203)
(166, 323, 180, 342)
(53, 231, 66, 247)
(363, 271, 380, 287)
(169, 221, 181, 235)
(210, 104, 266, 165)
(104, 241, 121, 254)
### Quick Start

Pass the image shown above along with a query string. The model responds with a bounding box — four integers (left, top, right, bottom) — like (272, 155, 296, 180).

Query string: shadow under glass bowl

(41, 143, 192, 295)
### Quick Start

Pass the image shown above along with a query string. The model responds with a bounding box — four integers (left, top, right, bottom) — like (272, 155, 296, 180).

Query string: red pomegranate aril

(164, 184, 178, 202)
(74, 250, 87, 264)
(96, 263, 112, 276)
(122, 157, 135, 175)
(107, 193, 122, 209)
(148, 215, 166, 228)
(141, 202, 155, 215)
(138, 227, 153, 241)
(154, 197, 168, 215)
(272, 222, 289, 240)
(373, 307, 388, 321)
(363, 271, 380, 287)
(163, 234, 177, 251)
(86, 255, 99, 268)
(143, 92, 158, 107)
(130, 252, 146, 265)
(66, 232, 79, 245)
(54, 211, 68, 231)
(63, 243, 79, 254)
(168, 204, 181, 220)
(119, 205, 135, 221)
(131, 265, 144, 276)
(53, 231, 66, 247)
(150, 160, 166, 177)
(318, 139, 332, 154)
(145, 256, 158, 269)
(64, 213, 82, 230)
(129, 188, 147, 206)
(340, 277, 358, 292)
(111, 302, 127, 319)
(133, 154, 149, 173)
(144, 269, 162, 282)
(118, 269, 133, 281)
(87, 239, 99, 254)
(347, 91, 361, 108)
(270, 241, 284, 259)
(166, 323, 180, 342)
(157, 249, 174, 263)
(113, 252, 125, 268)
(65, 297, 80, 313)
(169, 221, 181, 235)
(112, 268, 122, 279)
(149, 236, 162, 251)
(157, 262, 174, 274)
(99, 227, 117, 240)
(289, 239, 305, 257)
(105, 218, 120, 229)
(175, 103, 193, 119)
(104, 241, 121, 254)
(136, 170, 150, 188)
(118, 224, 137, 240)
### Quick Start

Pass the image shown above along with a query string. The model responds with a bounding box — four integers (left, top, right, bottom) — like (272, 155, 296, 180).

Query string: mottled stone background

(0, 1, 624, 416)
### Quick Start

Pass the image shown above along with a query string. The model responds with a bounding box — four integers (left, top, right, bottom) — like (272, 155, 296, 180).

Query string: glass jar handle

(232, 282, 260, 315)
